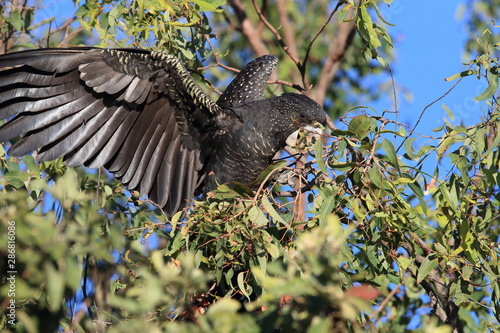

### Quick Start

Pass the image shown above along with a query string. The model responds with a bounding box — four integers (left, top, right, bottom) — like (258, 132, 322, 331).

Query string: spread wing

(216, 55, 278, 108)
(0, 47, 222, 214)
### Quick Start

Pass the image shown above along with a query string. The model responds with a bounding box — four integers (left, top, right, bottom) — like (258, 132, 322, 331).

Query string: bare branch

(396, 75, 464, 153)
(276, 0, 300, 84)
(267, 79, 305, 91)
(325, 113, 337, 131)
(303, 1, 344, 71)
(228, 0, 269, 56)
(371, 284, 402, 320)
(400, 239, 464, 333)
(312, 7, 356, 105)
(250, 0, 310, 92)
(251, 0, 300, 64)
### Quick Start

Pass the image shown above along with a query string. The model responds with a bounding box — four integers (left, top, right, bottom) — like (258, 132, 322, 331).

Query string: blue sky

(379, 1, 486, 131)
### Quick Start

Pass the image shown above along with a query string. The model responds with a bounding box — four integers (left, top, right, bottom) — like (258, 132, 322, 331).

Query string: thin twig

(251, 0, 309, 91)
(251, 0, 300, 65)
(277, 0, 300, 83)
(371, 284, 402, 320)
(397, 77, 464, 152)
(304, 1, 344, 72)
(228, 0, 269, 56)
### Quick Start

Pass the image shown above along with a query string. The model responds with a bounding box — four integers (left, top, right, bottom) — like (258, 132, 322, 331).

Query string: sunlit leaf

(261, 195, 290, 229)
(381, 138, 399, 170)
(3, 170, 29, 189)
(417, 255, 438, 283)
(314, 138, 328, 174)
(403, 137, 419, 160)
(237, 272, 251, 301)
(444, 69, 478, 81)
(474, 66, 499, 101)
(347, 115, 374, 139)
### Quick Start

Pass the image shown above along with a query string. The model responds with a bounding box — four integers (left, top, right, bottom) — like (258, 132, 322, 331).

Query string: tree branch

(276, 0, 300, 84)
(228, 0, 269, 56)
(250, 0, 309, 92)
(400, 239, 464, 333)
(303, 1, 344, 74)
(312, 6, 356, 105)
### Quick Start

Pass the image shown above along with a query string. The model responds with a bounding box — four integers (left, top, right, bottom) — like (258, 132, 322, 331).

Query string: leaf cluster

(74, 0, 225, 63)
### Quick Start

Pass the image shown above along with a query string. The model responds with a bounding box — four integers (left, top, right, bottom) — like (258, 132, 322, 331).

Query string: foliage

(73, 0, 224, 63)
(457, 0, 500, 59)
(1, 1, 500, 333)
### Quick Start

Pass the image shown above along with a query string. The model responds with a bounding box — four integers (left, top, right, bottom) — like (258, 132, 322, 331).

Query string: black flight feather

(0, 48, 326, 215)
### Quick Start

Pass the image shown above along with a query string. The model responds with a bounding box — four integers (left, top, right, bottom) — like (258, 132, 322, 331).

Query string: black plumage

(0, 48, 326, 214)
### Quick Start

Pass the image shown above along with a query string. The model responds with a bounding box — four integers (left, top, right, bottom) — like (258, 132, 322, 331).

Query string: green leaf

(367, 166, 382, 188)
(371, 1, 395, 26)
(439, 184, 458, 214)
(329, 162, 357, 171)
(403, 137, 419, 160)
(252, 160, 288, 186)
(408, 181, 427, 214)
(397, 257, 411, 270)
(462, 265, 473, 281)
(330, 129, 357, 137)
(169, 211, 183, 236)
(103, 185, 113, 196)
(5, 159, 20, 171)
(254, 246, 267, 274)
(3, 170, 29, 189)
(206, 297, 241, 315)
(45, 262, 64, 312)
(457, 220, 475, 258)
(381, 138, 399, 170)
(264, 242, 280, 259)
(261, 195, 291, 229)
(74, 4, 89, 18)
(65, 256, 83, 292)
(319, 189, 337, 222)
(444, 69, 478, 81)
(434, 243, 447, 254)
(307, 316, 333, 333)
(248, 205, 268, 227)
(474, 66, 499, 101)
(347, 115, 374, 139)
(191, 0, 224, 12)
(357, 4, 381, 49)
(108, 5, 122, 27)
(237, 272, 251, 301)
(482, 130, 500, 159)
(417, 255, 438, 283)
(7, 10, 23, 31)
(314, 137, 327, 174)
(23, 155, 40, 176)
(194, 249, 203, 269)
